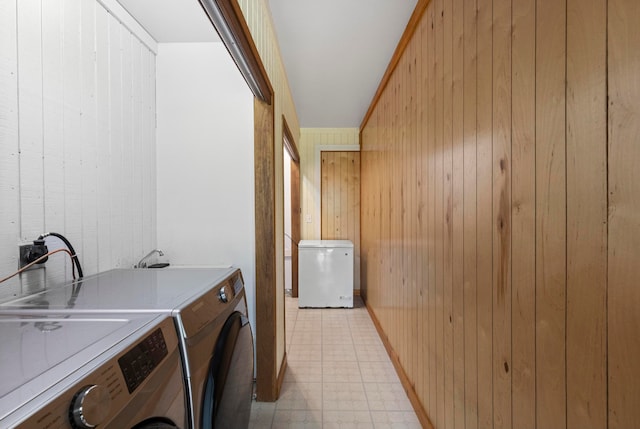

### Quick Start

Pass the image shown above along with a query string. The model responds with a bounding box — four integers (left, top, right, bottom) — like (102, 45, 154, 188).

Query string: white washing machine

(0, 268, 254, 429)
(0, 312, 186, 428)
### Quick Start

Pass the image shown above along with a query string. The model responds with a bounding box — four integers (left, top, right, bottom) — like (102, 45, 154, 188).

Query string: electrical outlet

(19, 242, 48, 269)
(19, 245, 35, 269)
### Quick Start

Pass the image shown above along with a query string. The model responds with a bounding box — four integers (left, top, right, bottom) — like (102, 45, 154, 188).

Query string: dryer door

(132, 417, 179, 428)
(201, 311, 254, 429)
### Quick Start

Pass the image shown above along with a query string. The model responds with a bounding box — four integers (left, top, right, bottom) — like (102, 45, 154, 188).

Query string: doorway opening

(284, 149, 293, 297)
(283, 118, 300, 299)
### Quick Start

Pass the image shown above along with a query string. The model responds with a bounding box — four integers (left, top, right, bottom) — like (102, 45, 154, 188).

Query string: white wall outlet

(305, 214, 312, 223)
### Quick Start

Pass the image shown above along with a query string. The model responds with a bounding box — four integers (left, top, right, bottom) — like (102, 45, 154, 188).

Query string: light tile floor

(249, 296, 421, 429)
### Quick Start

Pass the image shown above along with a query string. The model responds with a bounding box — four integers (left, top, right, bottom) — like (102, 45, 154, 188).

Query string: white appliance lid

(0, 267, 235, 313)
(0, 313, 166, 421)
(298, 240, 354, 248)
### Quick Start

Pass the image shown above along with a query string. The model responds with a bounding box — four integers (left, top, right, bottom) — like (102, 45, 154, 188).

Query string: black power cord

(38, 232, 84, 279)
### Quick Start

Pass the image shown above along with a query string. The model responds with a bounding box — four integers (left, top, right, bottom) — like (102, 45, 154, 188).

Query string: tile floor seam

(346, 302, 375, 428)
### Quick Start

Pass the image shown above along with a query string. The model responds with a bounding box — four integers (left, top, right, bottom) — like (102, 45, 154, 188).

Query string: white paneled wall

(0, 0, 157, 300)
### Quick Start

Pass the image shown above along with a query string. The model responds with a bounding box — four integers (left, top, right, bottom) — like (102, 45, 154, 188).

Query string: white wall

(0, 0, 157, 300)
(155, 43, 256, 333)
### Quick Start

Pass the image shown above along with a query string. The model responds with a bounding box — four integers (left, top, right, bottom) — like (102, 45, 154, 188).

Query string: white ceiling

(116, 0, 418, 128)
(116, 0, 219, 42)
(268, 0, 418, 128)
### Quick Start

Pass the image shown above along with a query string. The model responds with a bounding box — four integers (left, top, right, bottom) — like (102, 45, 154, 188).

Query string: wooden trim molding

(290, 159, 300, 298)
(359, 0, 430, 131)
(199, 0, 273, 104)
(366, 302, 435, 429)
(282, 115, 300, 162)
(254, 96, 277, 401)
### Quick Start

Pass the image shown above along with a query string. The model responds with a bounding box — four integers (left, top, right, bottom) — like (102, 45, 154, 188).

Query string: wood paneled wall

(299, 128, 360, 240)
(0, 0, 157, 301)
(321, 151, 361, 290)
(360, 0, 639, 428)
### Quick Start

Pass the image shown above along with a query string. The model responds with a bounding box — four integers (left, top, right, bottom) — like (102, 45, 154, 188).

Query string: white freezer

(298, 240, 353, 308)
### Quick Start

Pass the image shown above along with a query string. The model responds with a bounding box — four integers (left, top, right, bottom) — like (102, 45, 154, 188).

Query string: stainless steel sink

(147, 263, 170, 269)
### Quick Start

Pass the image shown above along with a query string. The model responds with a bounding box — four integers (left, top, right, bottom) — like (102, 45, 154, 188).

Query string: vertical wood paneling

(18, 0, 45, 242)
(566, 0, 607, 427)
(442, 0, 455, 425)
(109, 16, 124, 268)
(0, 0, 21, 297)
(608, 0, 640, 427)
(131, 41, 144, 270)
(1, 0, 158, 299)
(427, 5, 437, 418)
(361, 0, 640, 428)
(120, 28, 133, 268)
(416, 15, 426, 406)
(409, 33, 418, 389)
(418, 14, 428, 409)
(42, 0, 67, 280)
(320, 151, 361, 294)
(476, 0, 493, 426)
(62, 0, 82, 280)
(451, 0, 465, 426)
(95, 5, 112, 271)
(80, 0, 99, 275)
(535, 0, 567, 427)
(434, 1, 445, 424)
(146, 50, 157, 255)
(16, 0, 47, 294)
(353, 151, 361, 294)
(492, 0, 512, 427)
(462, 1, 479, 426)
(511, 0, 536, 427)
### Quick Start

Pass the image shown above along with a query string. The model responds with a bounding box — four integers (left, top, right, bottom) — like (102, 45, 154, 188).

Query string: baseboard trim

(365, 303, 435, 429)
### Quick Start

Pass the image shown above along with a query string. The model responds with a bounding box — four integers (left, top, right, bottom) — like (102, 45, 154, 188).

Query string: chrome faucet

(135, 249, 164, 268)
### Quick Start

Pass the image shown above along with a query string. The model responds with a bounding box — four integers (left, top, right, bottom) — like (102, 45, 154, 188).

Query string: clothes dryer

(0, 312, 186, 428)
(0, 268, 254, 429)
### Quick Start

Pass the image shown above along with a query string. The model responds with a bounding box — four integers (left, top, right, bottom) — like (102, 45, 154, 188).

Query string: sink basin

(147, 263, 170, 268)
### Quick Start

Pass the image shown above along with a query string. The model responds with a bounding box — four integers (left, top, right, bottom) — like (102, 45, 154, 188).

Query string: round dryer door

(201, 311, 254, 429)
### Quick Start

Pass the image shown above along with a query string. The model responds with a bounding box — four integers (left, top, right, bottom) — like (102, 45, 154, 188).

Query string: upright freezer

(298, 240, 354, 308)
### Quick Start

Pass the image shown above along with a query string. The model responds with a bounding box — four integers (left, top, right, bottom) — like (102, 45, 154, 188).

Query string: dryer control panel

(12, 317, 180, 429)
(118, 328, 168, 393)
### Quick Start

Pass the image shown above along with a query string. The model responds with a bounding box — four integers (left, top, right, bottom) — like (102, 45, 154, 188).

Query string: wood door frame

(282, 117, 301, 298)
(314, 145, 360, 238)
(253, 97, 276, 402)
(202, 0, 281, 402)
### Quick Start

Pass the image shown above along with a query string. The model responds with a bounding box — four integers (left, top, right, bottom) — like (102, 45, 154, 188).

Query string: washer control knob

(218, 286, 228, 303)
(70, 384, 111, 428)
